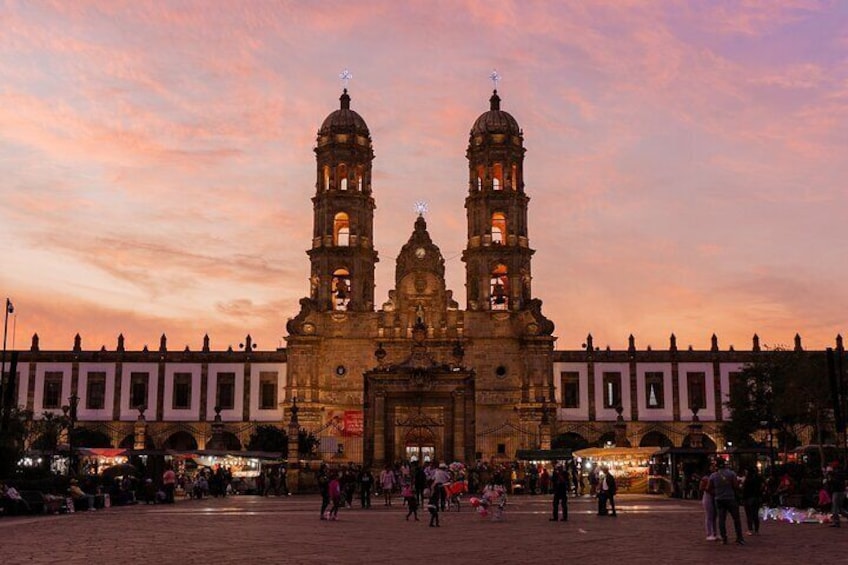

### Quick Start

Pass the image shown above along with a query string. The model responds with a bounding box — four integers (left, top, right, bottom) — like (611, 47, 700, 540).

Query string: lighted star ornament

(414, 201, 428, 217)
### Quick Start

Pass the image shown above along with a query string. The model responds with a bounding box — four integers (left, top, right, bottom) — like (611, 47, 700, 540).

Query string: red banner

(343, 411, 363, 437)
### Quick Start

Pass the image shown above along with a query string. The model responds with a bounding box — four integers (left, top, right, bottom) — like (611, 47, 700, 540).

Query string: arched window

(337, 164, 348, 191)
(323, 166, 330, 191)
(490, 263, 509, 310)
(356, 166, 364, 191)
(511, 163, 518, 190)
(334, 212, 350, 246)
(492, 163, 504, 191)
(332, 268, 351, 311)
(491, 212, 506, 245)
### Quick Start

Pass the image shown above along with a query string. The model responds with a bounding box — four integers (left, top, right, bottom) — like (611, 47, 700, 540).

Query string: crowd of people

(698, 458, 848, 546)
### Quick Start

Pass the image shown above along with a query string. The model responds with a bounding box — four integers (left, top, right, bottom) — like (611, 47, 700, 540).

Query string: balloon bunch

(760, 506, 832, 524)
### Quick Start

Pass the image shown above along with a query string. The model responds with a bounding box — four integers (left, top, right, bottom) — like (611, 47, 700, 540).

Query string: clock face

(415, 247, 426, 259)
(335, 365, 346, 377)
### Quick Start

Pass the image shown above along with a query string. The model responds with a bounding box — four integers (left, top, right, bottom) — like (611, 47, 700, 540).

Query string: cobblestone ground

(0, 494, 842, 564)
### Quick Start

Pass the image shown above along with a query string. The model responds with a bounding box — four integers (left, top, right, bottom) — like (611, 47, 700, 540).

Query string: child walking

(427, 486, 440, 527)
(403, 482, 419, 521)
(328, 472, 342, 521)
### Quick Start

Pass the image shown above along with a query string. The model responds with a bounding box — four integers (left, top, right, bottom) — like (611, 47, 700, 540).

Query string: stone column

(133, 408, 147, 450)
(453, 390, 465, 462)
(373, 392, 385, 467)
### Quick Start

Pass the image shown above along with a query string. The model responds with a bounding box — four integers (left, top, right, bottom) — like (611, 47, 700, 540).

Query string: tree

(723, 347, 831, 457)
(246, 424, 320, 458)
(247, 425, 287, 453)
(0, 407, 33, 478)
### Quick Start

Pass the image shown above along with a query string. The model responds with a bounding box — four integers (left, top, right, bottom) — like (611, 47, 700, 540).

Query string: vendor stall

(574, 447, 658, 494)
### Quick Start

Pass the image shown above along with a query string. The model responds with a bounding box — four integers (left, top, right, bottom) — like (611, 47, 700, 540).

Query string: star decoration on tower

(413, 201, 428, 216)
(339, 68, 352, 89)
(489, 69, 501, 90)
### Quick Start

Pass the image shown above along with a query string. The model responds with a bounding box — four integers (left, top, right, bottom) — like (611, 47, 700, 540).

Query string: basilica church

(3, 88, 844, 467)
(284, 87, 556, 466)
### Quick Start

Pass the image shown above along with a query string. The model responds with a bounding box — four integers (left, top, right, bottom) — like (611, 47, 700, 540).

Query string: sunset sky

(1, 1, 846, 353)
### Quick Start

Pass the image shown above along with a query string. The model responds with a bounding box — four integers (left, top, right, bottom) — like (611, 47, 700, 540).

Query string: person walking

(597, 465, 617, 516)
(708, 459, 745, 545)
(700, 460, 718, 541)
(427, 486, 440, 527)
(380, 465, 396, 506)
(318, 465, 331, 520)
(328, 472, 342, 520)
(403, 481, 419, 521)
(550, 465, 569, 522)
(742, 466, 763, 535)
(359, 467, 373, 509)
(825, 462, 846, 528)
(162, 466, 176, 504)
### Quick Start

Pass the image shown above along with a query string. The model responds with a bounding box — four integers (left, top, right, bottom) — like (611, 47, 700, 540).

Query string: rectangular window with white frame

(561, 371, 580, 409)
(216, 373, 236, 411)
(259, 371, 278, 410)
(687, 372, 707, 411)
(43, 371, 63, 409)
(602, 372, 622, 409)
(173, 372, 192, 410)
(645, 372, 665, 409)
(130, 372, 149, 410)
(86, 372, 107, 410)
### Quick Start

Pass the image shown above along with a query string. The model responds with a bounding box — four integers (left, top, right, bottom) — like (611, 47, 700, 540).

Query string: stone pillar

(614, 405, 628, 447)
(133, 408, 147, 450)
(539, 404, 552, 450)
(373, 392, 385, 467)
(286, 398, 301, 493)
(453, 390, 465, 461)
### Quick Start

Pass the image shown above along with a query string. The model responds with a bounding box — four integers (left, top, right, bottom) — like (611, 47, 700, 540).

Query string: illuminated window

(511, 163, 518, 190)
(492, 163, 503, 190)
(491, 212, 506, 245)
(602, 372, 622, 409)
(323, 166, 330, 191)
(490, 263, 509, 310)
(337, 164, 348, 191)
(334, 212, 350, 246)
(356, 166, 364, 191)
(645, 372, 664, 409)
(333, 268, 351, 311)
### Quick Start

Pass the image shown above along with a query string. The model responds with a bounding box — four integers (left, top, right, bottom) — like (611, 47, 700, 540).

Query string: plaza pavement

(0, 493, 842, 564)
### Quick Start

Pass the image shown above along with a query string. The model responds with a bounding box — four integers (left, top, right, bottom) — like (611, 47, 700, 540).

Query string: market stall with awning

(574, 447, 659, 494)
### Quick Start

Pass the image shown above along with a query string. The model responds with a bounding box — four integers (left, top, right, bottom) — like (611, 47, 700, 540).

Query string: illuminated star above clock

(413, 201, 428, 216)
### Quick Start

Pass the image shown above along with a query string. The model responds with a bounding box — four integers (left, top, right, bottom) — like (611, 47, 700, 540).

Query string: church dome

(470, 90, 521, 136)
(319, 89, 370, 136)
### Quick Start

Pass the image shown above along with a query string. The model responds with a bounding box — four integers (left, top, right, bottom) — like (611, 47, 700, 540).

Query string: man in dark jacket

(598, 465, 617, 516)
(550, 465, 570, 521)
(826, 462, 846, 528)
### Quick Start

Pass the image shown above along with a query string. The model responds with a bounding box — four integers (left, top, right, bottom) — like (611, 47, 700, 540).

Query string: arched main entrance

(404, 426, 436, 463)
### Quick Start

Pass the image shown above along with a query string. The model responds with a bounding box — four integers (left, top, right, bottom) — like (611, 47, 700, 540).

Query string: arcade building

(1, 89, 844, 469)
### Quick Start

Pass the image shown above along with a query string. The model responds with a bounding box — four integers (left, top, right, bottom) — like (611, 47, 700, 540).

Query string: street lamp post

(67, 394, 79, 477)
(0, 298, 13, 432)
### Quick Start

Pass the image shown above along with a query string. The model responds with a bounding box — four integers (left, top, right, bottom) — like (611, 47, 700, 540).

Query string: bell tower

(462, 90, 534, 311)
(307, 89, 378, 312)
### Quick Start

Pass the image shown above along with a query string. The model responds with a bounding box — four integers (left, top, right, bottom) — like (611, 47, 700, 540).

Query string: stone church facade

(2, 89, 844, 465)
